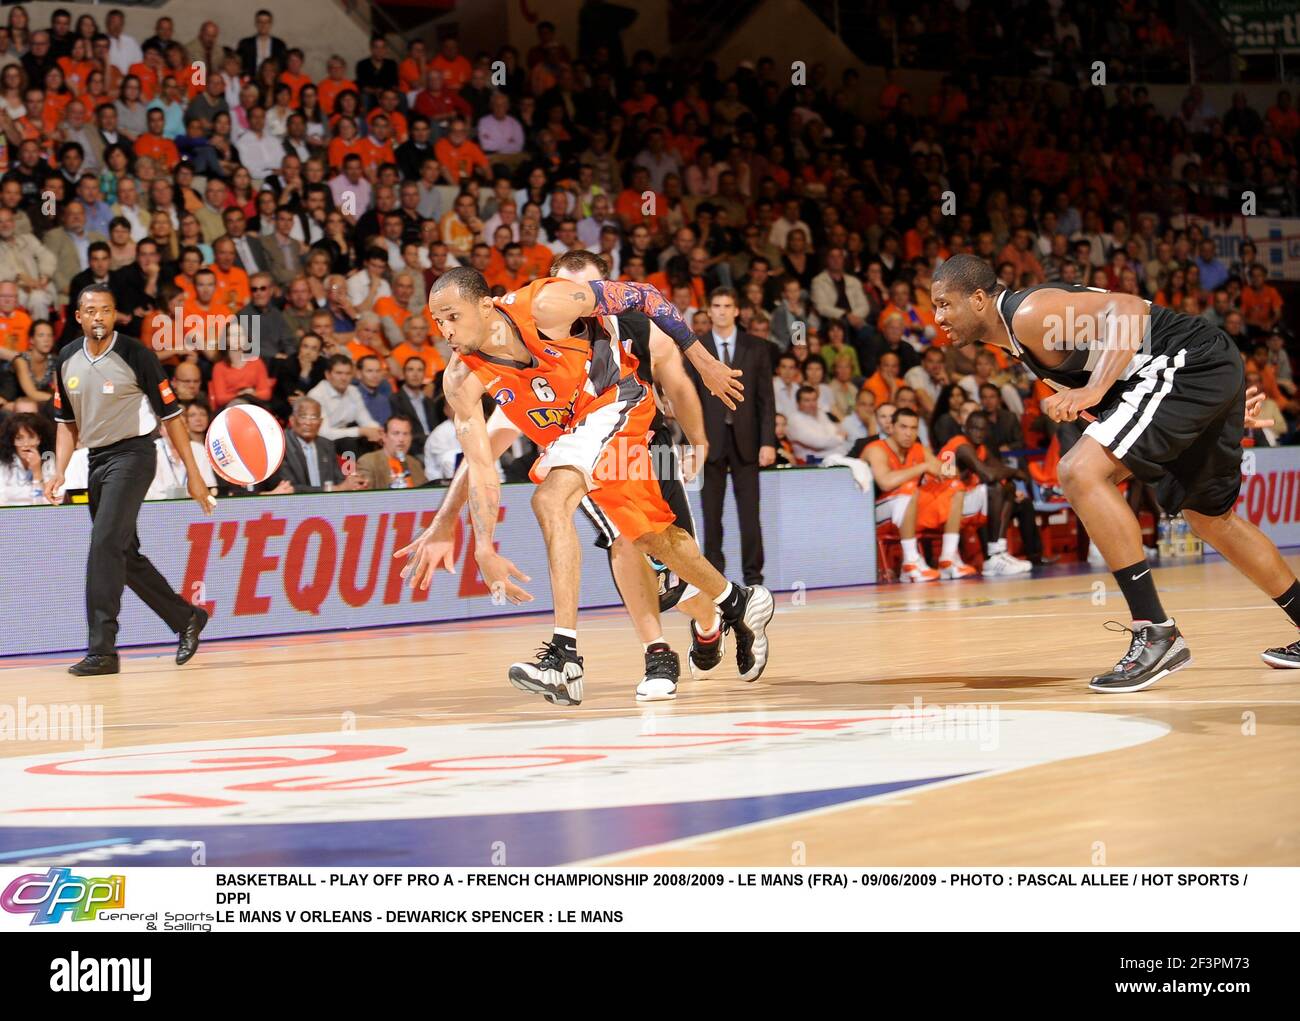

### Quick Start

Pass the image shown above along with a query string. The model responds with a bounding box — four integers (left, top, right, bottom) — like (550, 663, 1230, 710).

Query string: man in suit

(43, 201, 108, 308)
(110, 239, 164, 340)
(61, 243, 116, 344)
(237, 10, 287, 77)
(222, 207, 273, 277)
(391, 355, 441, 453)
(356, 414, 428, 490)
(277, 397, 369, 493)
(690, 287, 776, 585)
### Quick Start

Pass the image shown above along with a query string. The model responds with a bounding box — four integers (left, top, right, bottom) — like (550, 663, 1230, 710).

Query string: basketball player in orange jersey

(937, 410, 1034, 577)
(397, 268, 774, 705)
(931, 253, 1287, 691)
(864, 406, 978, 582)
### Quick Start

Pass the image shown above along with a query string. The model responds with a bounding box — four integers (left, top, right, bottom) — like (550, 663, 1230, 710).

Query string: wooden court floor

(1, 555, 1298, 867)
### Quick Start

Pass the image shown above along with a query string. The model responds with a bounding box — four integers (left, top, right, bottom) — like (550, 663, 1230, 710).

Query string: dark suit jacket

(230, 233, 273, 276)
(110, 263, 161, 339)
(392, 387, 441, 450)
(278, 429, 345, 493)
(689, 331, 776, 463)
(238, 35, 288, 77)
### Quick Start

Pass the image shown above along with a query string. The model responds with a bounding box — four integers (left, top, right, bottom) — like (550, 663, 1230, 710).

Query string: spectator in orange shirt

(486, 243, 532, 293)
(1242, 264, 1284, 333)
(516, 220, 553, 279)
(134, 107, 178, 166)
(128, 43, 166, 102)
(58, 37, 96, 96)
(279, 48, 313, 105)
(327, 117, 368, 174)
(317, 55, 357, 116)
(0, 282, 33, 357)
(367, 90, 408, 144)
(210, 336, 273, 410)
(374, 270, 418, 348)
(360, 115, 398, 175)
(182, 268, 235, 351)
(208, 240, 252, 313)
(434, 118, 490, 186)
(864, 349, 905, 408)
(430, 37, 472, 93)
(387, 313, 444, 384)
(997, 228, 1046, 286)
(615, 166, 664, 234)
(347, 312, 389, 363)
(398, 40, 429, 94)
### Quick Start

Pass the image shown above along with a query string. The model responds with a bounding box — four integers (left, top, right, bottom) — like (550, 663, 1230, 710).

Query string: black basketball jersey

(995, 283, 1222, 391)
(573, 311, 670, 439)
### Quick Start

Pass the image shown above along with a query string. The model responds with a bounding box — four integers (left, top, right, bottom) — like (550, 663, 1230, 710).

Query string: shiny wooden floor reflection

(2, 556, 1298, 866)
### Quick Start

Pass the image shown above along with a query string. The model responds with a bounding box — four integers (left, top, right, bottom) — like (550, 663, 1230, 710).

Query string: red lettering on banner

(1268, 473, 1285, 523)
(385, 511, 419, 604)
(339, 514, 388, 607)
(285, 517, 336, 614)
(1246, 473, 1265, 524)
(458, 507, 506, 599)
(225, 774, 447, 792)
(15, 793, 244, 813)
(182, 521, 218, 615)
(389, 753, 604, 772)
(235, 513, 286, 615)
(27, 744, 404, 776)
(1287, 471, 1298, 522)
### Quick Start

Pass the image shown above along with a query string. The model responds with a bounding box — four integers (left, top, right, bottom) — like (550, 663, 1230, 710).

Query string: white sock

(902, 538, 920, 563)
(644, 636, 666, 651)
(554, 627, 577, 640)
(697, 612, 720, 638)
(941, 532, 960, 560)
(713, 582, 733, 605)
(989, 538, 1007, 555)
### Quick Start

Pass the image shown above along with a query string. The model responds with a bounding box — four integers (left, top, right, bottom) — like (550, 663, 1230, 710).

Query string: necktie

(719, 339, 734, 425)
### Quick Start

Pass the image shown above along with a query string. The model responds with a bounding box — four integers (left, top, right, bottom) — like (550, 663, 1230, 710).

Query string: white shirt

(108, 33, 144, 74)
(773, 377, 801, 421)
(346, 269, 391, 309)
(424, 419, 461, 480)
(785, 407, 850, 461)
(904, 365, 944, 406)
(147, 438, 216, 500)
(306, 380, 379, 440)
(236, 131, 284, 183)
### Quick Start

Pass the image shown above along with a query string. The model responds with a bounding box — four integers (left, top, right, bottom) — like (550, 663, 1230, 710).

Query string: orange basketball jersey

(458, 278, 643, 447)
(868, 437, 927, 501)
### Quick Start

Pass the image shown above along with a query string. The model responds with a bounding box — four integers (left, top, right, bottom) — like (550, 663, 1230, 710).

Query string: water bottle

(1157, 514, 1171, 560)
(1171, 514, 1187, 558)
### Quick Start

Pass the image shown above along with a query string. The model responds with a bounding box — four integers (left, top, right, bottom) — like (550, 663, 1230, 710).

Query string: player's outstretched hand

(1245, 385, 1275, 429)
(476, 549, 533, 605)
(395, 519, 457, 590)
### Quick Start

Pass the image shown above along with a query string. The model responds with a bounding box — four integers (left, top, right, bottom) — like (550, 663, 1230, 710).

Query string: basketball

(204, 404, 286, 486)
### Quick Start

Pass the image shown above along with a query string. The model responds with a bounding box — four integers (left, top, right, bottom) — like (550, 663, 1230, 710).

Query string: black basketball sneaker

(1260, 637, 1300, 668)
(508, 642, 585, 706)
(636, 643, 680, 702)
(1089, 620, 1191, 693)
(687, 618, 726, 680)
(721, 585, 775, 683)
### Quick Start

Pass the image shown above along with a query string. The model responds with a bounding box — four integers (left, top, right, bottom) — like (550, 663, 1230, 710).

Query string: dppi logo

(495, 388, 515, 406)
(1, 868, 125, 925)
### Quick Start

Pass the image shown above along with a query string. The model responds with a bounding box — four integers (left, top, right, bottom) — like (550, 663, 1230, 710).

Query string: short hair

(325, 353, 354, 372)
(87, 241, 111, 258)
(709, 286, 739, 304)
(76, 282, 115, 308)
(385, 413, 414, 431)
(796, 385, 816, 401)
(550, 249, 607, 277)
(403, 356, 426, 370)
(429, 266, 490, 304)
(932, 253, 1001, 297)
(894, 407, 920, 423)
(357, 354, 381, 371)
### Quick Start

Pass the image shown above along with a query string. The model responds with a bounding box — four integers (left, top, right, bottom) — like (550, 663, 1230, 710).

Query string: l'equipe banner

(1235, 445, 1300, 547)
(0, 467, 875, 656)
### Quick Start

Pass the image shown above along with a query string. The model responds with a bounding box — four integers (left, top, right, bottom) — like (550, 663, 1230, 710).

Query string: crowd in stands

(0, 5, 1295, 576)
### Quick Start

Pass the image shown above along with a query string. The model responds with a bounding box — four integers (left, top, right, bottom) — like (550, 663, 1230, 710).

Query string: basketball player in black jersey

(549, 250, 732, 690)
(931, 254, 1300, 692)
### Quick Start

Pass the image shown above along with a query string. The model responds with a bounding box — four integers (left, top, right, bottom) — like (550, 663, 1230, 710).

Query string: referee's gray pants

(86, 435, 194, 655)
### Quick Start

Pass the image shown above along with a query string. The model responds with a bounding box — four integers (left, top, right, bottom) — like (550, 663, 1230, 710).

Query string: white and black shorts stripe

(1082, 331, 1246, 516)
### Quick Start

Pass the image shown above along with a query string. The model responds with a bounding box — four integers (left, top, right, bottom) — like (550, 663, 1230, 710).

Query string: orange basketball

(204, 405, 286, 486)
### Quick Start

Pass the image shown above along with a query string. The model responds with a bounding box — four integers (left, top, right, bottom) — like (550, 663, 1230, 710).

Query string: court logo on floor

(0, 710, 1169, 866)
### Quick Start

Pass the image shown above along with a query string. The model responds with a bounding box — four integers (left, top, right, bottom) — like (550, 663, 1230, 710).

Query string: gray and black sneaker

(1260, 637, 1300, 669)
(687, 619, 726, 680)
(508, 642, 584, 706)
(636, 643, 680, 702)
(1089, 620, 1191, 693)
(722, 585, 775, 683)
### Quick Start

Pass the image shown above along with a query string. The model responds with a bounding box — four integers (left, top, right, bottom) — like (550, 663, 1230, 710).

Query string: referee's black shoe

(68, 654, 120, 676)
(1089, 620, 1191, 693)
(176, 608, 209, 665)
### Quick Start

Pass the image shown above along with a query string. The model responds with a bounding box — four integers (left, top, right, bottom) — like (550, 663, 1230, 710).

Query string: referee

(43, 284, 214, 676)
